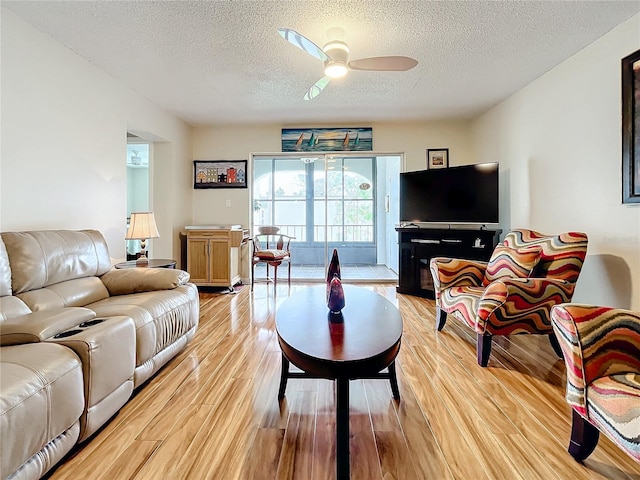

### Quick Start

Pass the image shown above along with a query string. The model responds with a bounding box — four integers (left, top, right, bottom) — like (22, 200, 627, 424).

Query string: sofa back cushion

(0, 237, 12, 297)
(16, 277, 110, 311)
(2, 230, 112, 295)
(482, 244, 542, 286)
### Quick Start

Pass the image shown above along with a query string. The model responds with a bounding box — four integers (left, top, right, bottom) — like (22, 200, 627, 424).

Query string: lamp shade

(125, 212, 160, 240)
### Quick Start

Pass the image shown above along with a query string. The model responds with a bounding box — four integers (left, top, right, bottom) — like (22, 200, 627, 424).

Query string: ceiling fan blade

(278, 28, 329, 62)
(348, 56, 418, 71)
(303, 77, 331, 101)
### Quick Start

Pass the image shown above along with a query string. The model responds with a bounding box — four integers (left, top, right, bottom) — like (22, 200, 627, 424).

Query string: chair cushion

(483, 245, 541, 286)
(441, 286, 484, 329)
(587, 373, 640, 461)
(255, 249, 289, 260)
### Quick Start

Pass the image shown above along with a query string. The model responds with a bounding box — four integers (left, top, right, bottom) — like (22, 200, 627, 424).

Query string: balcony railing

(255, 224, 373, 243)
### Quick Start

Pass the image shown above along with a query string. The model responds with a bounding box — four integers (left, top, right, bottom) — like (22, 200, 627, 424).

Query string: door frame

(250, 151, 404, 276)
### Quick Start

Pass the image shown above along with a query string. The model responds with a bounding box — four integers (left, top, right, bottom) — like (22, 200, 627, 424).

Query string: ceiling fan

(278, 28, 418, 100)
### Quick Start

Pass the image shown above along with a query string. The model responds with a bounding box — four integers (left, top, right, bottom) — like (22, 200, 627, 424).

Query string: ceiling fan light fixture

(324, 61, 348, 78)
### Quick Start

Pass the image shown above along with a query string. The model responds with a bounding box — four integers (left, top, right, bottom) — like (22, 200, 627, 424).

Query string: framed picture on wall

(193, 160, 247, 189)
(622, 48, 640, 204)
(427, 148, 449, 169)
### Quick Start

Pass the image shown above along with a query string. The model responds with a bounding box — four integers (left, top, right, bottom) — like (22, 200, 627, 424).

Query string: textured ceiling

(3, 1, 639, 126)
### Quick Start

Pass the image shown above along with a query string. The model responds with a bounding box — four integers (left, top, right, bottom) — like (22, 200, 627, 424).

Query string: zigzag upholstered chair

(429, 229, 588, 366)
(551, 304, 640, 463)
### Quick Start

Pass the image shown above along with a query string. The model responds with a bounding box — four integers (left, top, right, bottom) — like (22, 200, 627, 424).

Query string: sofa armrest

(0, 307, 96, 345)
(476, 277, 574, 334)
(100, 268, 191, 296)
(551, 304, 640, 417)
(429, 257, 487, 301)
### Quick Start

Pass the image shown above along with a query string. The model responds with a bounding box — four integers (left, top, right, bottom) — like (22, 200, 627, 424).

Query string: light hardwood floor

(46, 283, 640, 480)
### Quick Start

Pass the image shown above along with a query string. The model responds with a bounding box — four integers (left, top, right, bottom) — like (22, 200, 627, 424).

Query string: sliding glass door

(252, 153, 400, 281)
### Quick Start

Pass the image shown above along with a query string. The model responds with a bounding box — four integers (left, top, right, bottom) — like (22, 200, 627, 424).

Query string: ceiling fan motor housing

(323, 40, 350, 77)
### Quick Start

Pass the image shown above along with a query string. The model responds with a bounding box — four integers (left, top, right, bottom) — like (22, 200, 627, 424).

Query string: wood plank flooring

(45, 283, 640, 480)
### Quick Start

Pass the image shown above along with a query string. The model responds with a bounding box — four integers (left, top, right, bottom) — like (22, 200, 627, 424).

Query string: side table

(114, 259, 177, 269)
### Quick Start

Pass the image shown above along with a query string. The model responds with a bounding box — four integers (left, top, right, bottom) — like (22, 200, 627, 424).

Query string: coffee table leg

(278, 354, 289, 400)
(336, 377, 350, 479)
(388, 361, 400, 401)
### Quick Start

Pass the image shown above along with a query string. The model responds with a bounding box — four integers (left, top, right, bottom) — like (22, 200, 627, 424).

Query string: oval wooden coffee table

(276, 285, 403, 479)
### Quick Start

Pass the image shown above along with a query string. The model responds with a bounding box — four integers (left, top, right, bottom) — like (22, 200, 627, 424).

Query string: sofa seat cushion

(254, 249, 289, 261)
(86, 284, 198, 372)
(441, 286, 483, 330)
(1, 343, 85, 479)
(588, 373, 640, 461)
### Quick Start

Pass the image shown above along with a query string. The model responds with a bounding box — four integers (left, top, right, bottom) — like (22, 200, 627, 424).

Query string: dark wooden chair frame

(251, 227, 295, 291)
(568, 409, 600, 462)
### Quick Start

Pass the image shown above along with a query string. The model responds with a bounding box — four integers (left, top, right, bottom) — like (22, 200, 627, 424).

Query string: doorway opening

(126, 136, 151, 260)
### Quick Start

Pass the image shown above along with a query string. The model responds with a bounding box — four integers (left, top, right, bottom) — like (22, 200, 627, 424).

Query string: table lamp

(125, 212, 160, 264)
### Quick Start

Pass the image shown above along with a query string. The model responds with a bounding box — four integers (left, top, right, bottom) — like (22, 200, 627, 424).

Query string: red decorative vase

(326, 248, 341, 300)
(327, 274, 346, 314)
(327, 248, 341, 282)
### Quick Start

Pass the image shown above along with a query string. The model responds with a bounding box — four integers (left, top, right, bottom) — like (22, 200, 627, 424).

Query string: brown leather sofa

(0, 230, 199, 480)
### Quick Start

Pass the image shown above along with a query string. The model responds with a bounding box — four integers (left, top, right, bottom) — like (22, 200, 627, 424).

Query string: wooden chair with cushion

(251, 226, 295, 291)
(429, 228, 588, 366)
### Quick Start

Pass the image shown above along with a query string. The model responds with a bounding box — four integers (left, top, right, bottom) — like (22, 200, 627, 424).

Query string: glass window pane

(326, 200, 343, 242)
(313, 165, 327, 199)
(253, 158, 273, 200)
(326, 167, 343, 198)
(274, 159, 306, 199)
(254, 200, 272, 226)
(252, 154, 376, 247)
(344, 200, 373, 225)
(344, 158, 373, 199)
(274, 200, 306, 241)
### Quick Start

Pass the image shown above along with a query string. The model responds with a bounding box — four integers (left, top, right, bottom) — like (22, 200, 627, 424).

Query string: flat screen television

(400, 162, 499, 225)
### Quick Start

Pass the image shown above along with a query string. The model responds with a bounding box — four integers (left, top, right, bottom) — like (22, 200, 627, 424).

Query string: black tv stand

(396, 226, 501, 298)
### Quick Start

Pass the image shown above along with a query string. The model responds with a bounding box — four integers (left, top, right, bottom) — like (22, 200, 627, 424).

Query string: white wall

(472, 14, 640, 310)
(1, 9, 193, 261)
(191, 120, 474, 228)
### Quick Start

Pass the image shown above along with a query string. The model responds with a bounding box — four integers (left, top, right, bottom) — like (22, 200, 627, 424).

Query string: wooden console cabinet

(185, 225, 250, 289)
(396, 227, 501, 298)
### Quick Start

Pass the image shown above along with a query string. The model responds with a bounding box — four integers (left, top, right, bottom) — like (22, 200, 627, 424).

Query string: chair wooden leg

(477, 333, 492, 367)
(568, 409, 600, 462)
(549, 333, 564, 359)
(251, 263, 255, 291)
(273, 265, 278, 290)
(435, 307, 448, 331)
(287, 261, 291, 288)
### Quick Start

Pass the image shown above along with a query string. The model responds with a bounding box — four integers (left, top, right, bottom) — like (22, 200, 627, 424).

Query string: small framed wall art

(427, 148, 449, 169)
(193, 160, 247, 189)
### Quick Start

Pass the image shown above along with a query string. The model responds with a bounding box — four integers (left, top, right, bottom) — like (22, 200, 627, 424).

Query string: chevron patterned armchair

(551, 304, 640, 463)
(429, 229, 588, 366)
